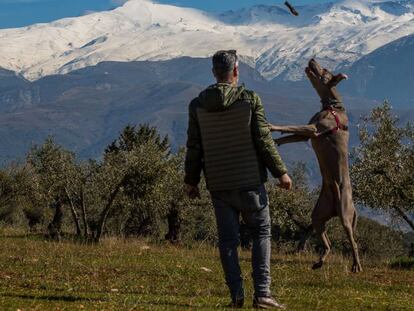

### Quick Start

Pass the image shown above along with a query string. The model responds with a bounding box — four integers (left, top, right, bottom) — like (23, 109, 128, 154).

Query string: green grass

(0, 231, 413, 310)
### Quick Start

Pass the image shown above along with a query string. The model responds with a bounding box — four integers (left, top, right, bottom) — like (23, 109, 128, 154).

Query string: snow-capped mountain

(344, 32, 414, 106)
(0, 0, 414, 81)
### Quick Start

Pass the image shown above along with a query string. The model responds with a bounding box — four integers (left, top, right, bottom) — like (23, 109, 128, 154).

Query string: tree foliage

(268, 163, 316, 251)
(351, 102, 414, 231)
(0, 117, 410, 259)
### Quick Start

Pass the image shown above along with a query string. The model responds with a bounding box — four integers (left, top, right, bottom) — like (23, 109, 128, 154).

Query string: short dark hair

(212, 50, 238, 80)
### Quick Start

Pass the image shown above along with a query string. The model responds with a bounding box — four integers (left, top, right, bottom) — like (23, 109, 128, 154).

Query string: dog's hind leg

(337, 183, 362, 273)
(312, 221, 331, 270)
(342, 210, 362, 273)
(342, 218, 362, 273)
(342, 211, 362, 273)
(311, 191, 335, 270)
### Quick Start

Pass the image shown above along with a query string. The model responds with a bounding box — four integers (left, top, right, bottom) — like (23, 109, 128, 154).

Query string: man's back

(185, 83, 287, 190)
(192, 84, 261, 191)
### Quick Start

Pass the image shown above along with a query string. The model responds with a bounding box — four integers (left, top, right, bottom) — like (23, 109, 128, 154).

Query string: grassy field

(0, 231, 413, 311)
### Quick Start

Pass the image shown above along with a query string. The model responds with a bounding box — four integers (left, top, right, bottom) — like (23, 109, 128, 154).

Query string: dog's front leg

(274, 134, 309, 146)
(269, 123, 318, 138)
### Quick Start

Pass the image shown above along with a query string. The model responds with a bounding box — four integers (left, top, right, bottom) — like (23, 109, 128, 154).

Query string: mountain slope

(0, 58, 378, 175)
(0, 0, 414, 81)
(0, 59, 276, 161)
(344, 33, 414, 107)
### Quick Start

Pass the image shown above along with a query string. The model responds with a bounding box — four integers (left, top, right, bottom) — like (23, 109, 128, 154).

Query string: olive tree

(86, 142, 169, 241)
(351, 102, 414, 232)
(268, 163, 317, 251)
(26, 138, 82, 239)
(87, 124, 172, 241)
(0, 168, 21, 224)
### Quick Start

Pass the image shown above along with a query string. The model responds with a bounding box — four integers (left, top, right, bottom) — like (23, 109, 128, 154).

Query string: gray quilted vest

(196, 100, 262, 192)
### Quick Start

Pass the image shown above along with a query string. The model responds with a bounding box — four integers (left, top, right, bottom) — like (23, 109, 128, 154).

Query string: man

(184, 50, 292, 309)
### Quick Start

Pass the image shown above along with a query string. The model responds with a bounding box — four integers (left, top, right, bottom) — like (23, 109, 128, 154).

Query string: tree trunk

(379, 172, 414, 232)
(283, 208, 310, 233)
(409, 243, 414, 258)
(80, 188, 89, 238)
(165, 204, 181, 243)
(47, 199, 64, 241)
(65, 188, 82, 236)
(296, 225, 313, 252)
(282, 207, 313, 252)
(128, 216, 153, 237)
(393, 205, 414, 232)
(95, 178, 125, 242)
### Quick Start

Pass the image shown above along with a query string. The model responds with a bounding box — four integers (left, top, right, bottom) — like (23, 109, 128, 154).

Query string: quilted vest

(196, 100, 262, 192)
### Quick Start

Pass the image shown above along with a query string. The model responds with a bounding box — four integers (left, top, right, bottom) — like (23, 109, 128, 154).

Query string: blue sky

(0, 0, 332, 29)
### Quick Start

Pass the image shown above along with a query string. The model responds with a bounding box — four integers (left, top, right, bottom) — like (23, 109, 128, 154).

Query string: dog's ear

(328, 73, 348, 88)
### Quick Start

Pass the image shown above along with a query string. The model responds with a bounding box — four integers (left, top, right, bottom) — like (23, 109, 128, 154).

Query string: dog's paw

(312, 261, 324, 270)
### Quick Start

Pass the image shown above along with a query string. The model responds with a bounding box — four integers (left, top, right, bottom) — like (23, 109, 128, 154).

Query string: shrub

(389, 256, 414, 270)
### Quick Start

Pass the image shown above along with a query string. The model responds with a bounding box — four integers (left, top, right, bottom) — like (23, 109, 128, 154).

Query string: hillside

(0, 57, 379, 174)
(344, 33, 414, 107)
(0, 232, 413, 310)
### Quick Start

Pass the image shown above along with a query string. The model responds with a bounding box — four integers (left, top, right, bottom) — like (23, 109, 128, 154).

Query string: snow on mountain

(217, 2, 334, 27)
(0, 0, 414, 81)
(344, 32, 414, 106)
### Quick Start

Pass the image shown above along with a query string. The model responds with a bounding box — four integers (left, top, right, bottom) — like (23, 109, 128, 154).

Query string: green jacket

(184, 83, 287, 186)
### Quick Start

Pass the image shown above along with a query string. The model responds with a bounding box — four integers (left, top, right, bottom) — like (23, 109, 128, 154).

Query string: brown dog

(269, 59, 362, 273)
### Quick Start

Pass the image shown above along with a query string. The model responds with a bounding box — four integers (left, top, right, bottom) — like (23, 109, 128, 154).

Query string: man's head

(305, 58, 348, 104)
(212, 50, 239, 85)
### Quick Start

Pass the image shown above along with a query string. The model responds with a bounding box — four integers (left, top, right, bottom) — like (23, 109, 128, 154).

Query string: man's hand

(268, 124, 280, 132)
(184, 184, 201, 200)
(268, 124, 287, 134)
(278, 173, 292, 190)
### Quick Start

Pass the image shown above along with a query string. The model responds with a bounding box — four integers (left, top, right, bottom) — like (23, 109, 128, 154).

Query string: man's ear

(233, 66, 239, 79)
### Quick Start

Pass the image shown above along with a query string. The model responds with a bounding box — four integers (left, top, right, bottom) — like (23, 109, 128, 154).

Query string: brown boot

(253, 296, 286, 309)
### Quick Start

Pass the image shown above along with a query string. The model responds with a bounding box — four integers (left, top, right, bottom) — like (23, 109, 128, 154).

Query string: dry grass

(0, 230, 413, 310)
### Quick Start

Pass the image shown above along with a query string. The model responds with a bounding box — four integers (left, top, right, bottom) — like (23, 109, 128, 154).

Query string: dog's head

(305, 59, 347, 103)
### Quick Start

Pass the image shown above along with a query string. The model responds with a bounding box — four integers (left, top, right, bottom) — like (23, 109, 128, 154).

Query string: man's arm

(184, 99, 203, 187)
(251, 93, 288, 178)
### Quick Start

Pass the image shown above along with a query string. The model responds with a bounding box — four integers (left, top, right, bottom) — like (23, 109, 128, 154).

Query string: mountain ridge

(344, 32, 414, 107)
(1, 0, 414, 82)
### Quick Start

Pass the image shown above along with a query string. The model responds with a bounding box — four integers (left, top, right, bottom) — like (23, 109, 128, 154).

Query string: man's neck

(216, 80, 237, 87)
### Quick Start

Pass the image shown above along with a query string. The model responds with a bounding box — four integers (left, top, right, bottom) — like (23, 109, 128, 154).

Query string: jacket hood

(198, 83, 245, 112)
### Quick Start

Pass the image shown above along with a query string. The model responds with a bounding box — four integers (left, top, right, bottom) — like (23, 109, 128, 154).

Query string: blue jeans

(211, 184, 271, 300)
